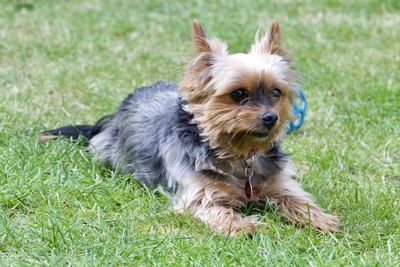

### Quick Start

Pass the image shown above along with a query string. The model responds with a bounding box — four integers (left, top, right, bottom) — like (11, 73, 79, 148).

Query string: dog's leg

(262, 163, 340, 231)
(174, 179, 262, 236)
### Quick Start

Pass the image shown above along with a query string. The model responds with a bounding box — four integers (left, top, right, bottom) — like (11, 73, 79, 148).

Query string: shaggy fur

(41, 20, 340, 236)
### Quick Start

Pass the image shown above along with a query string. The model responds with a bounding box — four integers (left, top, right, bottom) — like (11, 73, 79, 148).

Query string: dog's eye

(230, 88, 249, 103)
(271, 88, 281, 98)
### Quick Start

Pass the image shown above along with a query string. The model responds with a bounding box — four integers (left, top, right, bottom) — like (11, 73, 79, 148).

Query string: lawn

(1, 0, 399, 265)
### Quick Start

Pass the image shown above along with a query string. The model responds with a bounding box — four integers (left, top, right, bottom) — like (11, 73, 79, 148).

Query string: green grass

(1, 0, 399, 265)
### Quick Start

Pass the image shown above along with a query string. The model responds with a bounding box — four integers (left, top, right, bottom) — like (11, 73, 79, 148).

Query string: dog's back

(91, 81, 182, 186)
(42, 80, 205, 190)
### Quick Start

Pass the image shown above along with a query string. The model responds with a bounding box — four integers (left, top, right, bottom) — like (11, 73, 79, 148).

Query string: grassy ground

(1, 0, 399, 265)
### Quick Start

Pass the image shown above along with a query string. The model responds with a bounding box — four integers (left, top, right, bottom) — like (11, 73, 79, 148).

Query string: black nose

(260, 112, 278, 128)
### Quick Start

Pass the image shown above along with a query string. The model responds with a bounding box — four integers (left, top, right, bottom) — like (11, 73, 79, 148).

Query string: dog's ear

(251, 21, 283, 55)
(192, 20, 228, 55)
(268, 21, 281, 54)
(192, 20, 211, 53)
(180, 21, 228, 104)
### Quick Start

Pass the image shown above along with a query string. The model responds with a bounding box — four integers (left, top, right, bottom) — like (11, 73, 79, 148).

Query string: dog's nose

(260, 112, 278, 128)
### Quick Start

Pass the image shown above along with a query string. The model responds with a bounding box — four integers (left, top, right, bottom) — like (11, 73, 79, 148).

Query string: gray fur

(89, 80, 287, 193)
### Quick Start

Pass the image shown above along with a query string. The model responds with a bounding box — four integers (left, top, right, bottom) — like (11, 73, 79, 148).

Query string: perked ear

(191, 20, 228, 55)
(192, 20, 211, 53)
(180, 21, 227, 104)
(251, 21, 283, 55)
(268, 21, 281, 54)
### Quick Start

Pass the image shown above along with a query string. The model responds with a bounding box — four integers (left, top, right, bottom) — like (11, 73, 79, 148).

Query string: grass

(1, 0, 399, 265)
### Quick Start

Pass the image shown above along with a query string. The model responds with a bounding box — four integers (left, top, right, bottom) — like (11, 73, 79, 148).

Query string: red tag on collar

(245, 177, 253, 199)
(247, 148, 259, 159)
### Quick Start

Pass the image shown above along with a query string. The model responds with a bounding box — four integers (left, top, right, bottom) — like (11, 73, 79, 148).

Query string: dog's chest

(204, 158, 275, 200)
(193, 148, 284, 200)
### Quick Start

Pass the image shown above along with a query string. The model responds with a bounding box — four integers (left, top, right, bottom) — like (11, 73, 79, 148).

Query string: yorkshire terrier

(41, 20, 340, 236)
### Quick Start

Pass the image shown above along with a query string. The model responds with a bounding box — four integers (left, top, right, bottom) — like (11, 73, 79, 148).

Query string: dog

(41, 20, 340, 236)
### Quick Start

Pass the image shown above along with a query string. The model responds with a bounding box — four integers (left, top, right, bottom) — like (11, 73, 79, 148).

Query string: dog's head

(180, 20, 298, 158)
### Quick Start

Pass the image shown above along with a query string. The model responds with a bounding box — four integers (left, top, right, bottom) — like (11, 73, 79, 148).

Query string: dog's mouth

(249, 130, 270, 138)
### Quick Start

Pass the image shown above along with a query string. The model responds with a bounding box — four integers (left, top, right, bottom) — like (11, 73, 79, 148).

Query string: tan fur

(173, 177, 264, 236)
(174, 160, 339, 236)
(257, 162, 340, 231)
(192, 20, 228, 55)
(251, 21, 285, 56)
(181, 22, 297, 158)
(176, 21, 340, 236)
(38, 134, 59, 141)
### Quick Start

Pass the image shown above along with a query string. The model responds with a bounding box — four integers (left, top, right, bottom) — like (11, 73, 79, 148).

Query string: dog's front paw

(223, 215, 269, 237)
(311, 212, 341, 232)
(224, 217, 258, 237)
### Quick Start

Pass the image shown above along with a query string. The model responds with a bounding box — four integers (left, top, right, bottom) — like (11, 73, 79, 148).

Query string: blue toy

(287, 85, 307, 134)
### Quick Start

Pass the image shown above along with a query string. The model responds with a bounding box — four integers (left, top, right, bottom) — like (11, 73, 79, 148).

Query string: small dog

(42, 20, 340, 236)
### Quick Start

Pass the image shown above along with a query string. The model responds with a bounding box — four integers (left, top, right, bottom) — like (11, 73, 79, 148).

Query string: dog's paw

(311, 212, 341, 232)
(225, 219, 258, 237)
(223, 215, 269, 237)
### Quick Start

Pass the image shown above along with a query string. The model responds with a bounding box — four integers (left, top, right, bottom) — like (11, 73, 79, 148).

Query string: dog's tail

(39, 115, 113, 142)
